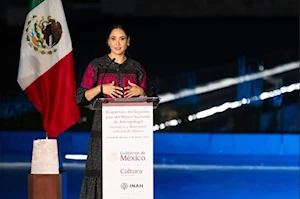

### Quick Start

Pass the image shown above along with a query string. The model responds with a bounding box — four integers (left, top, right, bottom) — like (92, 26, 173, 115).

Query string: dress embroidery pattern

(97, 73, 119, 86)
(139, 70, 147, 90)
(122, 74, 137, 87)
(81, 64, 96, 89)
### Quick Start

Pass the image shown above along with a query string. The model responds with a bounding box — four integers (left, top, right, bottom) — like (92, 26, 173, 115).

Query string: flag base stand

(28, 173, 62, 199)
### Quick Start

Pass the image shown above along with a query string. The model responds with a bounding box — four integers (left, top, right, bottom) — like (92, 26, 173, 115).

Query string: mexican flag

(17, 0, 80, 138)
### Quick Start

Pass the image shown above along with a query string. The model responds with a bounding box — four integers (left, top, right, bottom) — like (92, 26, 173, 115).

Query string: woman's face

(107, 28, 130, 56)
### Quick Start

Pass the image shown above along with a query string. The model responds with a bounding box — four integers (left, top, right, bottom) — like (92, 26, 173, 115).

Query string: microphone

(99, 58, 116, 96)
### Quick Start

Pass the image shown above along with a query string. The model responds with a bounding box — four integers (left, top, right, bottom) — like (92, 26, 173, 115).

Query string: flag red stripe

(24, 51, 80, 137)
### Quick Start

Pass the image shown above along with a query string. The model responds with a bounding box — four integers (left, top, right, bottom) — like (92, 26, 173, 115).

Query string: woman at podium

(76, 24, 156, 199)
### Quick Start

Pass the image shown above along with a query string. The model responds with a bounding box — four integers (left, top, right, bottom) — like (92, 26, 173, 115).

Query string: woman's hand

(124, 80, 146, 98)
(102, 81, 123, 98)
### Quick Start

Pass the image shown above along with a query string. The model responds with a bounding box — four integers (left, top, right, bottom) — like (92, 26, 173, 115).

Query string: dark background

(0, 0, 299, 133)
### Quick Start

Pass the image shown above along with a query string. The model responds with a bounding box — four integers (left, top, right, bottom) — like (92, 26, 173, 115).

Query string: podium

(91, 97, 159, 199)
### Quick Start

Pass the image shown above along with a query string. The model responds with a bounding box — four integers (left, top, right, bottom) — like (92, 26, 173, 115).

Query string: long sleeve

(76, 63, 104, 110)
(137, 65, 157, 97)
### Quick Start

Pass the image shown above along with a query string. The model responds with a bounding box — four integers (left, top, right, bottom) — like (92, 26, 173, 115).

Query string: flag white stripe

(17, 0, 72, 90)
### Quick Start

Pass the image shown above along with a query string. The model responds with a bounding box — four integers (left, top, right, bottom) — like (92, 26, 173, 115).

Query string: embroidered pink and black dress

(76, 55, 155, 199)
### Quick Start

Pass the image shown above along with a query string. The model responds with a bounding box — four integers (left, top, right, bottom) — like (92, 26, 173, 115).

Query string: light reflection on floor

(0, 157, 299, 199)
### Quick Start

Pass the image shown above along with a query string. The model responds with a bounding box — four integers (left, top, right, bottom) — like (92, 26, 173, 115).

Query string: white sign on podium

(98, 97, 158, 199)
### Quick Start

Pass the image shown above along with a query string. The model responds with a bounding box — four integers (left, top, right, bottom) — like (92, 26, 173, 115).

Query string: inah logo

(120, 183, 128, 190)
(129, 184, 143, 188)
(25, 15, 62, 55)
(120, 183, 143, 190)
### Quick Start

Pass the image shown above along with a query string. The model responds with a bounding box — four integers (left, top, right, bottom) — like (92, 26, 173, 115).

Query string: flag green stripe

(28, 0, 44, 11)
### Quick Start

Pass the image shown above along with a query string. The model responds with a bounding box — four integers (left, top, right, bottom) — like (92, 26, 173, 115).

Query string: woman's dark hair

(106, 24, 132, 58)
(106, 24, 130, 40)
